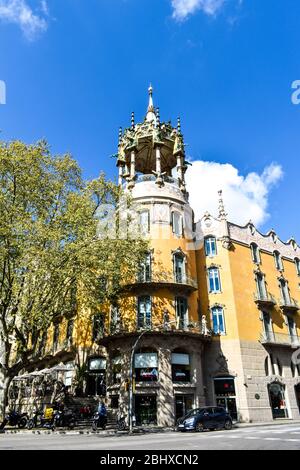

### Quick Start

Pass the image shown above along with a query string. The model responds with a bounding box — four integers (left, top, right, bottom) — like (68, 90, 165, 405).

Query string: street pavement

(1, 423, 300, 450)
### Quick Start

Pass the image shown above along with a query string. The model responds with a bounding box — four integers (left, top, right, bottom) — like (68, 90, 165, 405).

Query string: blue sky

(0, 0, 299, 241)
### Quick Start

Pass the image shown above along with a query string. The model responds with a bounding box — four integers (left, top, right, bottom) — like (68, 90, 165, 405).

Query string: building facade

(8, 88, 300, 425)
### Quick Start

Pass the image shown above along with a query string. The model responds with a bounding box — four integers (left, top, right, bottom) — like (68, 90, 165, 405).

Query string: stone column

(192, 347, 206, 408)
(155, 146, 161, 175)
(157, 347, 175, 427)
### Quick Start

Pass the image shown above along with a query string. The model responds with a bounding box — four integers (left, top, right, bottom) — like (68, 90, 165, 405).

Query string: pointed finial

(146, 84, 157, 123)
(218, 190, 227, 220)
(177, 117, 181, 134)
(131, 111, 135, 130)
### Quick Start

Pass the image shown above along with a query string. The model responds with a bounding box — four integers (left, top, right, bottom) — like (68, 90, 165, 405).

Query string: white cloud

(0, 0, 48, 40)
(172, 0, 226, 20)
(185, 160, 283, 226)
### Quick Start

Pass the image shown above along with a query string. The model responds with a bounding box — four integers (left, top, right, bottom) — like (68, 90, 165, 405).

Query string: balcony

(254, 292, 276, 307)
(279, 297, 299, 313)
(260, 332, 300, 348)
(99, 321, 212, 345)
(124, 272, 198, 293)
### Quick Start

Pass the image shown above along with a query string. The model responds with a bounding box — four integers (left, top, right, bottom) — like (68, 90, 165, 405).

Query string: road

(1, 423, 300, 450)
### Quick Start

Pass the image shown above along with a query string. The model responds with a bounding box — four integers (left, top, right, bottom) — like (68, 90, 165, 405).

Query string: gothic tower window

(205, 236, 217, 257)
(208, 267, 221, 293)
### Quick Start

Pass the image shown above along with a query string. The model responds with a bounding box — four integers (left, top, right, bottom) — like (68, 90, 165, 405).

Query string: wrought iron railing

(134, 272, 198, 289)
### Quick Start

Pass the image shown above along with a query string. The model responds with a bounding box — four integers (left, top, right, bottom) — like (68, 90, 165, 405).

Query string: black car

(176, 406, 233, 432)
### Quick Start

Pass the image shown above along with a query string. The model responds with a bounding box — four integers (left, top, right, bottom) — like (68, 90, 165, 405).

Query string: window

(250, 243, 261, 264)
(53, 323, 60, 348)
(172, 351, 191, 382)
(212, 306, 226, 334)
(92, 313, 105, 341)
(174, 253, 185, 283)
(88, 356, 107, 371)
(208, 267, 221, 293)
(139, 210, 150, 235)
(137, 296, 151, 329)
(205, 237, 217, 257)
(138, 252, 151, 282)
(295, 258, 300, 276)
(111, 355, 122, 384)
(287, 317, 298, 345)
(274, 251, 283, 271)
(256, 273, 267, 300)
(279, 279, 291, 305)
(172, 211, 183, 237)
(263, 312, 274, 342)
(134, 351, 158, 382)
(66, 319, 74, 343)
(175, 297, 188, 329)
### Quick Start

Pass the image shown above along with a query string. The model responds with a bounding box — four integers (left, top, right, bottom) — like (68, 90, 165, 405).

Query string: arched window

(134, 349, 158, 382)
(205, 237, 217, 257)
(208, 267, 221, 293)
(171, 349, 191, 382)
(250, 243, 261, 264)
(295, 258, 300, 276)
(212, 306, 226, 334)
(274, 250, 283, 271)
(279, 278, 291, 305)
(255, 272, 267, 300)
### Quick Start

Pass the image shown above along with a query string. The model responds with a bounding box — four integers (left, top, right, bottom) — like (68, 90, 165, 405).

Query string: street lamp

(128, 317, 177, 434)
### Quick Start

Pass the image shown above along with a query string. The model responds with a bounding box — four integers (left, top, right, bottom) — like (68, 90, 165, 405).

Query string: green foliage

(0, 140, 148, 382)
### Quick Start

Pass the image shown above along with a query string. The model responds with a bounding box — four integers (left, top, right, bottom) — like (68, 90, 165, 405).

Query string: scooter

(54, 408, 76, 429)
(117, 416, 126, 431)
(27, 407, 56, 430)
(0, 410, 28, 430)
(92, 412, 107, 431)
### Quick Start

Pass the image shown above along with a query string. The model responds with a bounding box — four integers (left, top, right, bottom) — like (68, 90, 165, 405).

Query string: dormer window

(274, 250, 283, 271)
(250, 243, 261, 264)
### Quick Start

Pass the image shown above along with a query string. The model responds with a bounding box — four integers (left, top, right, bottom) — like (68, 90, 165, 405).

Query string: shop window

(134, 351, 158, 382)
(172, 351, 191, 382)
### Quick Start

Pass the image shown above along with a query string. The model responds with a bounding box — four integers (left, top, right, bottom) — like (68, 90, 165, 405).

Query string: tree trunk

(0, 370, 12, 421)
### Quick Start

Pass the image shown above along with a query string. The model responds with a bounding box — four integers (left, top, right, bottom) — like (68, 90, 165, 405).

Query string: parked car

(176, 406, 233, 432)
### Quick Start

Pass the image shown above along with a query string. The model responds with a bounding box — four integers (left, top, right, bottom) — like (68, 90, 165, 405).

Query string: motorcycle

(54, 408, 76, 429)
(117, 416, 126, 431)
(92, 412, 107, 431)
(0, 410, 28, 430)
(27, 406, 56, 430)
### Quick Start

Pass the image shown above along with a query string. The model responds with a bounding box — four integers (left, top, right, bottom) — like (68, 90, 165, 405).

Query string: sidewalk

(2, 420, 300, 435)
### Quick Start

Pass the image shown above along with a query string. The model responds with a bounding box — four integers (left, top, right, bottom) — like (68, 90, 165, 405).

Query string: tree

(0, 140, 148, 418)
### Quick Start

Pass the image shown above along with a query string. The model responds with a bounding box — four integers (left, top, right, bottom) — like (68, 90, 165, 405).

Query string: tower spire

(146, 84, 157, 123)
(218, 190, 227, 220)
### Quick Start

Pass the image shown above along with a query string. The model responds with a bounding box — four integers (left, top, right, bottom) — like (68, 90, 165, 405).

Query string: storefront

(214, 376, 238, 421)
(135, 394, 157, 425)
(175, 394, 194, 421)
(268, 382, 289, 419)
(134, 351, 158, 382)
(171, 352, 191, 382)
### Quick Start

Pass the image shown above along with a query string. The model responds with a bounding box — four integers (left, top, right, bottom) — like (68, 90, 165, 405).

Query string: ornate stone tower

(101, 87, 210, 428)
